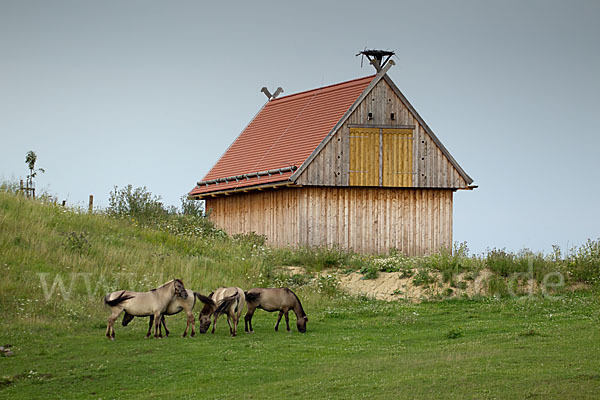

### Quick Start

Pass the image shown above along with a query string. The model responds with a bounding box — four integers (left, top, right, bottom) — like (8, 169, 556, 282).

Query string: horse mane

(151, 279, 183, 292)
(194, 292, 215, 307)
(285, 288, 306, 317)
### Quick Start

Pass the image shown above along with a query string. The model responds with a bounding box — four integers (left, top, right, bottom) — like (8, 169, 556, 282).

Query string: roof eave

(188, 180, 298, 200)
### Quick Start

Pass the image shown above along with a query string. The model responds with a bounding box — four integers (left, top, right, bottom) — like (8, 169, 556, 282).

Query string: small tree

(180, 195, 204, 217)
(25, 151, 44, 198)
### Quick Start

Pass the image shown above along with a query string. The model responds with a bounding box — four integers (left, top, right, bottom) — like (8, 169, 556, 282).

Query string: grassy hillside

(1, 191, 599, 399)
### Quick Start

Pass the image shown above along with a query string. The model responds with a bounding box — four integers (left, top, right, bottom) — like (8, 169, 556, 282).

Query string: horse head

(198, 313, 212, 334)
(297, 315, 308, 333)
(195, 293, 216, 334)
(173, 279, 188, 299)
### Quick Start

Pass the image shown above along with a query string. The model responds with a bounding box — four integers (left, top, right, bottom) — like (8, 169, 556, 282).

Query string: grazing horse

(104, 279, 187, 340)
(121, 290, 214, 338)
(198, 287, 245, 337)
(244, 288, 308, 333)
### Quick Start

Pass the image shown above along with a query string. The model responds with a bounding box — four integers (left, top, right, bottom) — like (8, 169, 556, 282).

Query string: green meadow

(1, 190, 599, 399)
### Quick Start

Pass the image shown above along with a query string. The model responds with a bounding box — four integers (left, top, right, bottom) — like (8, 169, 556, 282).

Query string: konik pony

(244, 287, 308, 333)
(198, 287, 245, 337)
(104, 279, 186, 340)
(121, 290, 214, 337)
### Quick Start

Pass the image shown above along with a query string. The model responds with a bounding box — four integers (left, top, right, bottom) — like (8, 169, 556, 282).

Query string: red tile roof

(190, 75, 375, 196)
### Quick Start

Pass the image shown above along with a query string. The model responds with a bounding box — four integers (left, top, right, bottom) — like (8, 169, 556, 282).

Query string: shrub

(232, 232, 267, 248)
(180, 195, 204, 217)
(413, 269, 435, 287)
(565, 239, 600, 284)
(107, 185, 167, 222)
(64, 231, 90, 254)
(487, 275, 509, 298)
(269, 246, 351, 272)
(359, 266, 378, 280)
(486, 248, 518, 277)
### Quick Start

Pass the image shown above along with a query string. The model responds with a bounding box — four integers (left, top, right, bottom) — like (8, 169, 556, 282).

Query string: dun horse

(244, 288, 308, 333)
(198, 287, 245, 337)
(121, 290, 214, 338)
(104, 279, 186, 340)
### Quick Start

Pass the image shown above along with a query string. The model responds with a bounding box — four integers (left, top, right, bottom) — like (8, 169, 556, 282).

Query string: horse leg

(154, 312, 162, 338)
(285, 311, 290, 332)
(232, 314, 238, 337)
(226, 314, 233, 335)
(107, 308, 123, 340)
(211, 314, 219, 334)
(106, 317, 114, 340)
(244, 309, 254, 333)
(161, 315, 169, 337)
(245, 305, 256, 333)
(275, 311, 284, 332)
(146, 316, 154, 338)
(106, 317, 112, 339)
(185, 312, 195, 337)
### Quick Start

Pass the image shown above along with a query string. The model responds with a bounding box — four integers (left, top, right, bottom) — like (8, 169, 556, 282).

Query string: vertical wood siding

(205, 187, 453, 255)
(297, 79, 468, 189)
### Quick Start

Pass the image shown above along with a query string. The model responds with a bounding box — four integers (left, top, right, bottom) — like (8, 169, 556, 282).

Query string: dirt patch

(275, 266, 581, 302)
(274, 266, 307, 277)
(337, 269, 492, 302)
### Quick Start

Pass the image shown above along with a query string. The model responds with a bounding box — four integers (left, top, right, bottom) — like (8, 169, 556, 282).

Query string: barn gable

(294, 73, 473, 189)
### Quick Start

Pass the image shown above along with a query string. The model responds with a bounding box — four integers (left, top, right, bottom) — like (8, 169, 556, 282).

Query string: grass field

(1, 191, 599, 399)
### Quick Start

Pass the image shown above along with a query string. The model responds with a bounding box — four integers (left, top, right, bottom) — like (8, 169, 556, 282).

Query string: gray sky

(1, 0, 598, 254)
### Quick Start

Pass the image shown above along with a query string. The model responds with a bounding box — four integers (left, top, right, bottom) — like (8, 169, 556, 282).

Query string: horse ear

(195, 293, 215, 306)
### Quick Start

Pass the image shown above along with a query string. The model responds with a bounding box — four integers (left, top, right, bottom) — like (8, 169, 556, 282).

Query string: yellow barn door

(349, 128, 380, 186)
(382, 129, 413, 187)
(349, 127, 413, 187)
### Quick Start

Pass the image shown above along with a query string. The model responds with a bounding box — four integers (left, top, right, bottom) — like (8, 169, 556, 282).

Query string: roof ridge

(271, 74, 376, 104)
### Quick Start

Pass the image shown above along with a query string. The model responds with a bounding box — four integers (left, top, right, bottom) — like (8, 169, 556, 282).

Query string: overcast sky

(1, 0, 598, 254)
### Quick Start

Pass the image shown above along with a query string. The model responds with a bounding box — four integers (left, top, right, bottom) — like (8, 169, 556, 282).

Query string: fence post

(19, 180, 24, 195)
(88, 195, 94, 213)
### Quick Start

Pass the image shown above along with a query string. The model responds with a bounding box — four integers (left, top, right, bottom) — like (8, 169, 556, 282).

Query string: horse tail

(194, 292, 215, 306)
(214, 293, 238, 316)
(245, 291, 261, 303)
(104, 291, 134, 307)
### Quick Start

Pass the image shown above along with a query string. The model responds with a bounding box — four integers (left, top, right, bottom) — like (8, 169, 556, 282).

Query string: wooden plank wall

(297, 79, 468, 189)
(205, 189, 300, 247)
(206, 187, 453, 255)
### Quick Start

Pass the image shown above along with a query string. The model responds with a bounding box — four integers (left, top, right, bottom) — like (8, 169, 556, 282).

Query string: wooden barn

(189, 51, 475, 255)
